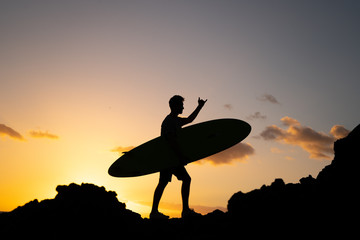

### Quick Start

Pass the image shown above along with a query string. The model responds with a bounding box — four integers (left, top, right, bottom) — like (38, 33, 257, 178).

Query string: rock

(3, 182, 141, 236)
(228, 123, 360, 226)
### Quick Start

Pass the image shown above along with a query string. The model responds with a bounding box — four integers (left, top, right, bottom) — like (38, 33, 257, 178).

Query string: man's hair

(169, 95, 184, 110)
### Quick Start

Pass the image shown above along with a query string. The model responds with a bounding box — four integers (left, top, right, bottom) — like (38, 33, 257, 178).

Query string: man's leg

(151, 180, 168, 214)
(177, 169, 201, 218)
(173, 166, 193, 213)
(181, 176, 191, 212)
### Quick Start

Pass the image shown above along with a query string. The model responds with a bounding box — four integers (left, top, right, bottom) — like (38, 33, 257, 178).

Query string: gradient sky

(1, 0, 359, 217)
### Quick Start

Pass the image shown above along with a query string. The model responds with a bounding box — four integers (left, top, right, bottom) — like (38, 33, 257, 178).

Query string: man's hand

(184, 97, 207, 125)
(198, 97, 207, 108)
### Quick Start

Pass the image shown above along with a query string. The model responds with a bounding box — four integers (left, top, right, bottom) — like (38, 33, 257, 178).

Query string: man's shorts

(159, 165, 190, 183)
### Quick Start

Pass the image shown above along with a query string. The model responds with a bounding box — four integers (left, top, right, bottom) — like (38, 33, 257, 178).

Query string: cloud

(259, 116, 349, 160)
(29, 130, 59, 139)
(224, 104, 233, 110)
(0, 124, 24, 140)
(111, 146, 135, 155)
(281, 116, 300, 126)
(270, 147, 284, 154)
(330, 125, 349, 139)
(257, 94, 280, 104)
(285, 156, 295, 161)
(199, 142, 255, 165)
(247, 112, 267, 121)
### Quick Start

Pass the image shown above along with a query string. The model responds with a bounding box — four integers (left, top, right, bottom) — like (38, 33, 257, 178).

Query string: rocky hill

(1, 124, 359, 239)
(228, 123, 359, 233)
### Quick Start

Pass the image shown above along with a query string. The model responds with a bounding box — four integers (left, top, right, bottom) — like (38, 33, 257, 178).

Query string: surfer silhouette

(150, 95, 207, 219)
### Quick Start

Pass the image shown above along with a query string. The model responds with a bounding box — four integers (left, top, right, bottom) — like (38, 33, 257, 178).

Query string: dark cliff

(228, 123, 360, 230)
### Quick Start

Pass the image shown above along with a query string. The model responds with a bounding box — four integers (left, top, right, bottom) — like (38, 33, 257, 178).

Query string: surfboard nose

(244, 121, 252, 134)
(108, 164, 117, 177)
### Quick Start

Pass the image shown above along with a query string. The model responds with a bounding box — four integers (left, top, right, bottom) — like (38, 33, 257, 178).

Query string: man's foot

(181, 209, 202, 219)
(150, 211, 169, 220)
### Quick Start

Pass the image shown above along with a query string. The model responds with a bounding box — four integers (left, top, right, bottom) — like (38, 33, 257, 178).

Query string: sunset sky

(1, 0, 359, 217)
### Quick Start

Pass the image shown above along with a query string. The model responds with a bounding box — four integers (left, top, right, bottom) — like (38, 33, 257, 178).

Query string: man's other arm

(182, 97, 207, 125)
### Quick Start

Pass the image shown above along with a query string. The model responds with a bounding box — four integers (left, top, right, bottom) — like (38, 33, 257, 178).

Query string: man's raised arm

(183, 97, 207, 125)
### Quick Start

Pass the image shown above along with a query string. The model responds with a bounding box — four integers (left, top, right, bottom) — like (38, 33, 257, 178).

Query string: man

(150, 95, 207, 219)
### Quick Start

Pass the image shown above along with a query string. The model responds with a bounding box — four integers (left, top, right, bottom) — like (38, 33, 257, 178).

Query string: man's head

(169, 95, 184, 114)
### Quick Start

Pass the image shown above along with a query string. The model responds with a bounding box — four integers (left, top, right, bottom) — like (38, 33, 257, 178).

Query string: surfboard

(108, 118, 251, 177)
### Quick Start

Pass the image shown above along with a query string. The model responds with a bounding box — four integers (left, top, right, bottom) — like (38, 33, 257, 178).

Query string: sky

(1, 0, 359, 217)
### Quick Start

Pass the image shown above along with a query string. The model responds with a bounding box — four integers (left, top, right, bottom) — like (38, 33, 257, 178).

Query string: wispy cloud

(270, 147, 284, 154)
(247, 112, 267, 121)
(0, 123, 24, 141)
(259, 116, 349, 160)
(199, 142, 255, 165)
(111, 146, 135, 155)
(257, 93, 280, 104)
(29, 130, 59, 139)
(223, 104, 233, 110)
(285, 156, 295, 161)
